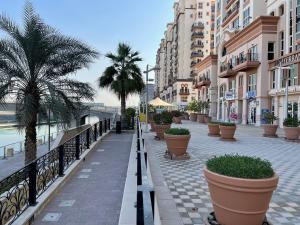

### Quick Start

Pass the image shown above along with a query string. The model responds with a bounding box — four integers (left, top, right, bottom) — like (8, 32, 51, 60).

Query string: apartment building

(155, 0, 215, 110)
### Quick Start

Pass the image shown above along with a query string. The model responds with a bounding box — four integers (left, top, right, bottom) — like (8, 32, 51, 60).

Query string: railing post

(108, 119, 110, 130)
(104, 119, 107, 133)
(3, 146, 6, 159)
(86, 128, 90, 149)
(94, 124, 97, 141)
(59, 145, 64, 176)
(28, 160, 37, 206)
(99, 121, 103, 136)
(75, 135, 80, 160)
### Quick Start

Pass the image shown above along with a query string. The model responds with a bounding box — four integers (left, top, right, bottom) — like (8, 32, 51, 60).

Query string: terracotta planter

(155, 124, 171, 139)
(204, 115, 211, 124)
(164, 133, 190, 156)
(197, 114, 205, 123)
(208, 123, 220, 136)
(219, 125, 236, 140)
(262, 124, 278, 137)
(183, 114, 189, 120)
(173, 116, 182, 124)
(284, 126, 300, 140)
(189, 113, 197, 121)
(204, 169, 278, 225)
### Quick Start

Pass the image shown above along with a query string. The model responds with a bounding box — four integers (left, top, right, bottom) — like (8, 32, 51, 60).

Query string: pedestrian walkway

(0, 142, 54, 180)
(32, 132, 133, 225)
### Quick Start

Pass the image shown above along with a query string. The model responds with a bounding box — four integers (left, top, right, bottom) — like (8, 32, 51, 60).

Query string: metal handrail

(136, 116, 155, 225)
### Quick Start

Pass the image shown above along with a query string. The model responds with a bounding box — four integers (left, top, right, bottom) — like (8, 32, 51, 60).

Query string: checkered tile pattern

(145, 121, 300, 225)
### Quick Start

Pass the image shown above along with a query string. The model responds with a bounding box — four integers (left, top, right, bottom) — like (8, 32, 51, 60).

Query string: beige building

(155, 0, 216, 109)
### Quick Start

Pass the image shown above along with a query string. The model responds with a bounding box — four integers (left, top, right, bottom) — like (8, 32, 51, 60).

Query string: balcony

(234, 53, 260, 72)
(191, 52, 204, 58)
(198, 77, 211, 87)
(179, 89, 190, 95)
(191, 32, 204, 40)
(225, 0, 238, 9)
(191, 22, 204, 31)
(219, 63, 236, 78)
(222, 1, 239, 27)
(191, 61, 197, 67)
(191, 42, 204, 49)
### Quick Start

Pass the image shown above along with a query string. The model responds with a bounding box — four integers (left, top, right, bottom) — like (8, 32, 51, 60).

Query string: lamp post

(143, 65, 160, 132)
(276, 64, 292, 120)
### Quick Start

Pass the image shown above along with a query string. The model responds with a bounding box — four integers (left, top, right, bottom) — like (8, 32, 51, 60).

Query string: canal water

(0, 116, 100, 157)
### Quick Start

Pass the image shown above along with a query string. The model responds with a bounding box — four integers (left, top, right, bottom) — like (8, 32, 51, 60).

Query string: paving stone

(42, 213, 62, 222)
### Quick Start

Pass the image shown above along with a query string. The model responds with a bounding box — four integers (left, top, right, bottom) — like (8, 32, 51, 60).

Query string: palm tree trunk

(121, 93, 127, 128)
(24, 115, 37, 165)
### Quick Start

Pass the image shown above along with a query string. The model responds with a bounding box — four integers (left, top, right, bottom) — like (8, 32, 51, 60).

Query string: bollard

(99, 121, 103, 136)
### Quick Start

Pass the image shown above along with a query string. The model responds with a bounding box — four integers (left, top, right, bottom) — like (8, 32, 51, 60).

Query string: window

(296, 0, 300, 42)
(288, 102, 298, 118)
(247, 74, 257, 91)
(243, 7, 251, 27)
(207, 2, 209, 6)
(216, 17, 221, 30)
(198, 2, 203, 9)
(238, 76, 243, 86)
(232, 17, 239, 29)
(181, 96, 188, 102)
(220, 85, 226, 97)
(207, 12, 209, 16)
(229, 79, 236, 92)
(271, 70, 276, 89)
(279, 4, 284, 16)
(280, 31, 284, 56)
(289, 8, 293, 53)
(270, 11, 275, 16)
(198, 12, 203, 18)
(268, 42, 275, 60)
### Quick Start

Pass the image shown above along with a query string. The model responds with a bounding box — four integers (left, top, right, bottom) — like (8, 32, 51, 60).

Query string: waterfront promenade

(144, 120, 300, 225)
(32, 132, 133, 225)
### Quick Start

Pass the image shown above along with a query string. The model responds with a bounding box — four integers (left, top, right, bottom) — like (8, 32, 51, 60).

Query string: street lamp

(275, 64, 292, 119)
(143, 65, 160, 132)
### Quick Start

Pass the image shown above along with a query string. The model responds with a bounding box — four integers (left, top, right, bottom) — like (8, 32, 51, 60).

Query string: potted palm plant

(207, 121, 220, 137)
(283, 117, 300, 140)
(187, 100, 199, 121)
(204, 155, 278, 225)
(219, 122, 236, 141)
(171, 110, 182, 124)
(164, 128, 190, 157)
(262, 112, 278, 137)
(153, 111, 173, 140)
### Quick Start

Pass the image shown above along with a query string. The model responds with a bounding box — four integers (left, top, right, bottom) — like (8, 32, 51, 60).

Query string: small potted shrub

(207, 121, 220, 136)
(262, 112, 278, 137)
(219, 122, 236, 140)
(204, 155, 278, 225)
(187, 100, 198, 121)
(164, 128, 190, 156)
(283, 117, 300, 140)
(171, 110, 182, 124)
(153, 111, 173, 140)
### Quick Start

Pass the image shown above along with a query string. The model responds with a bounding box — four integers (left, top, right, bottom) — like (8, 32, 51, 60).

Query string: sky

(0, 0, 174, 106)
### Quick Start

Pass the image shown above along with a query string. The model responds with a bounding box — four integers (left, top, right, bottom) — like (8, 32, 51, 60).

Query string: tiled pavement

(144, 121, 300, 225)
(32, 132, 133, 225)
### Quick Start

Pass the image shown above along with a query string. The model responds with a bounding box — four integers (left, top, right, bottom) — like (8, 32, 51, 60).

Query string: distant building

(140, 84, 155, 106)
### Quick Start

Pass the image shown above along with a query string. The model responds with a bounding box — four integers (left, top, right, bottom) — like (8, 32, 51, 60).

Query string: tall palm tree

(99, 43, 144, 127)
(0, 3, 98, 164)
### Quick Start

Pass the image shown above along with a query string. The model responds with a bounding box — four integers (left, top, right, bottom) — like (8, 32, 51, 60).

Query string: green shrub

(283, 117, 299, 127)
(206, 155, 274, 179)
(125, 108, 136, 126)
(187, 99, 199, 113)
(171, 110, 182, 117)
(219, 122, 236, 126)
(209, 121, 220, 125)
(263, 112, 277, 125)
(165, 128, 190, 135)
(153, 111, 173, 125)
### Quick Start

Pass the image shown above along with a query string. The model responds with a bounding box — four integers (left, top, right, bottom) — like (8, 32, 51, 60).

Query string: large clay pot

(204, 169, 278, 225)
(173, 116, 182, 124)
(164, 133, 190, 156)
(204, 115, 211, 123)
(219, 125, 236, 140)
(208, 123, 220, 136)
(190, 113, 197, 121)
(155, 124, 171, 140)
(262, 124, 278, 137)
(197, 114, 205, 123)
(284, 126, 300, 140)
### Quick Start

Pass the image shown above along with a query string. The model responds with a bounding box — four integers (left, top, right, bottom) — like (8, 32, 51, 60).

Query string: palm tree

(0, 3, 98, 164)
(99, 43, 144, 127)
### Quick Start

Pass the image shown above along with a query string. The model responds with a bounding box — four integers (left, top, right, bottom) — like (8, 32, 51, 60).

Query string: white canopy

(148, 97, 173, 107)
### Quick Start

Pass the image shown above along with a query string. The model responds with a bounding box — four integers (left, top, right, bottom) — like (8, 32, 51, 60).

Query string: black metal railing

(0, 118, 111, 225)
(136, 116, 155, 225)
